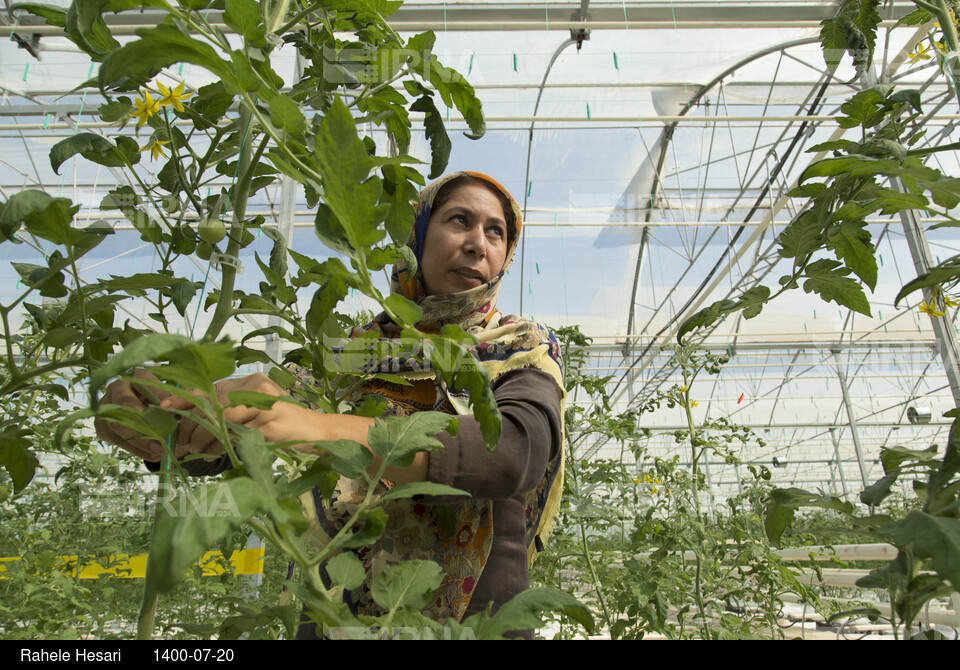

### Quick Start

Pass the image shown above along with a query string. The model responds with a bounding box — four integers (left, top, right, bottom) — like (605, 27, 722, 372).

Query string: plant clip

(210, 253, 244, 274)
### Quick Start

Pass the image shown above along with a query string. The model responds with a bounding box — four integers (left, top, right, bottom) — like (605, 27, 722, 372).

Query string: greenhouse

(1, 0, 959, 641)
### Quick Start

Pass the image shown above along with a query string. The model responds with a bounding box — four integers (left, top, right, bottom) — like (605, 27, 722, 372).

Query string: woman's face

(420, 182, 509, 296)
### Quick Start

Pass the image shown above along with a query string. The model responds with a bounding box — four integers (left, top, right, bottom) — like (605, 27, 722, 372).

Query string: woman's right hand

(94, 369, 172, 462)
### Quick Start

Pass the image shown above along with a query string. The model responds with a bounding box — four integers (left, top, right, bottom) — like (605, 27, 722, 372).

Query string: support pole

(893, 178, 960, 407)
(832, 350, 870, 490)
(829, 427, 850, 499)
(263, 54, 303, 370)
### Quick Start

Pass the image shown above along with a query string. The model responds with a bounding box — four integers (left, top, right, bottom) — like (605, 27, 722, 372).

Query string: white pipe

(0, 19, 915, 36)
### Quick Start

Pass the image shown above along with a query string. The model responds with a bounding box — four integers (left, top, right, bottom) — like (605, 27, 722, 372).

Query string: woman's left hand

(159, 373, 299, 459)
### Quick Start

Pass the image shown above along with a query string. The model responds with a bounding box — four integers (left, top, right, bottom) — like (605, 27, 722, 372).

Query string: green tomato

(197, 217, 227, 244)
(0, 485, 10, 504)
(196, 241, 216, 261)
(160, 194, 181, 214)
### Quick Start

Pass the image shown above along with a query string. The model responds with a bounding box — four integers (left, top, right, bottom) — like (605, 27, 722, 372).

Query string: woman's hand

(159, 373, 298, 459)
(94, 369, 172, 462)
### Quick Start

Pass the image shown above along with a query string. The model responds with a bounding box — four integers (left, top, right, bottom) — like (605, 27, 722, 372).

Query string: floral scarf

(294, 172, 565, 623)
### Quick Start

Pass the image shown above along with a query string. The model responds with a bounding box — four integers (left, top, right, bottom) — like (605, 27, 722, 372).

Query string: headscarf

(292, 172, 565, 623)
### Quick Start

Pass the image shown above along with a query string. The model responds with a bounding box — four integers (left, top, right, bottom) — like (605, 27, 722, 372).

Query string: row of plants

(672, 0, 960, 639)
(531, 0, 960, 639)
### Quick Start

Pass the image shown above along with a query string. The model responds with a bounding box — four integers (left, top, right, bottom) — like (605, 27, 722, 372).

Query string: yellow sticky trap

(0, 547, 264, 579)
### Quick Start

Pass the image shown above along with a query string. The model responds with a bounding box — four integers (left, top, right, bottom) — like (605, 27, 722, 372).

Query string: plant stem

(907, 140, 960, 156)
(203, 107, 264, 340)
(267, 0, 293, 33)
(565, 424, 615, 634)
(934, 0, 960, 109)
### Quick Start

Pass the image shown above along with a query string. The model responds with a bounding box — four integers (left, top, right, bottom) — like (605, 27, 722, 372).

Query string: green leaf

(778, 209, 828, 261)
(0, 430, 39, 494)
(827, 219, 877, 290)
(380, 163, 418, 245)
(177, 81, 234, 131)
(879, 511, 960, 591)
(800, 155, 899, 183)
(366, 413, 455, 468)
(764, 487, 855, 545)
(384, 293, 422, 326)
(365, 245, 403, 271)
(13, 3, 68, 27)
(1, 190, 67, 242)
(923, 177, 960, 209)
(677, 285, 771, 342)
(763, 501, 795, 546)
(148, 478, 271, 592)
(802, 258, 871, 316)
(880, 444, 940, 474)
(99, 24, 240, 95)
(50, 133, 141, 173)
(94, 403, 179, 444)
(463, 588, 594, 638)
(314, 439, 374, 479)
(819, 15, 850, 72)
(259, 226, 289, 279)
(314, 98, 387, 254)
(18, 199, 80, 246)
(423, 51, 485, 139)
(98, 96, 133, 123)
(410, 95, 451, 179)
(89, 333, 191, 393)
(894, 258, 960, 307)
(870, 188, 928, 215)
(860, 138, 907, 162)
(326, 552, 365, 590)
(223, 0, 263, 41)
(377, 481, 470, 505)
(894, 8, 933, 28)
(860, 470, 900, 506)
(340, 507, 387, 548)
(305, 277, 348, 338)
(370, 559, 443, 613)
(806, 140, 861, 155)
(358, 86, 412, 155)
(269, 94, 306, 136)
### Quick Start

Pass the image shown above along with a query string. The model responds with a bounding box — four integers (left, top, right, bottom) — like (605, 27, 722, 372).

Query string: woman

(96, 172, 565, 637)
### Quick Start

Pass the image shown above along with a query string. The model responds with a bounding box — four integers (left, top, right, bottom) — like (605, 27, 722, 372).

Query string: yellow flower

(157, 81, 189, 113)
(140, 138, 170, 160)
(919, 300, 946, 318)
(691, 400, 699, 407)
(936, 40, 949, 54)
(945, 295, 960, 308)
(130, 92, 159, 130)
(633, 477, 641, 484)
(908, 43, 932, 63)
(679, 385, 688, 393)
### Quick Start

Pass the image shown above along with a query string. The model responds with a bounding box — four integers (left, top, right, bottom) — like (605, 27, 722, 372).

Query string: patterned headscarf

(390, 171, 523, 332)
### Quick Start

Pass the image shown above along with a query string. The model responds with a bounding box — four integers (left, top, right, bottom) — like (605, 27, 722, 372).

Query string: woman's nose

(463, 226, 486, 257)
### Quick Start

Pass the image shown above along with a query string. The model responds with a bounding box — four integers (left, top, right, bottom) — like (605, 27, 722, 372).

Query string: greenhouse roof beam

(3, 2, 921, 35)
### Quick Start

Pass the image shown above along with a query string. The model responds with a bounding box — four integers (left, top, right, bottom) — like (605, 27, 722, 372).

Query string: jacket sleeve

(426, 367, 564, 501)
(143, 453, 233, 476)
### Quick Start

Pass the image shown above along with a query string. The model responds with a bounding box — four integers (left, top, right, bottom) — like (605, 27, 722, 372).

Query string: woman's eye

(488, 225, 505, 238)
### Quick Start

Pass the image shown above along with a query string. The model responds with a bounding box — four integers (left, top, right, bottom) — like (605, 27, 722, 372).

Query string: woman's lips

(453, 269, 484, 286)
